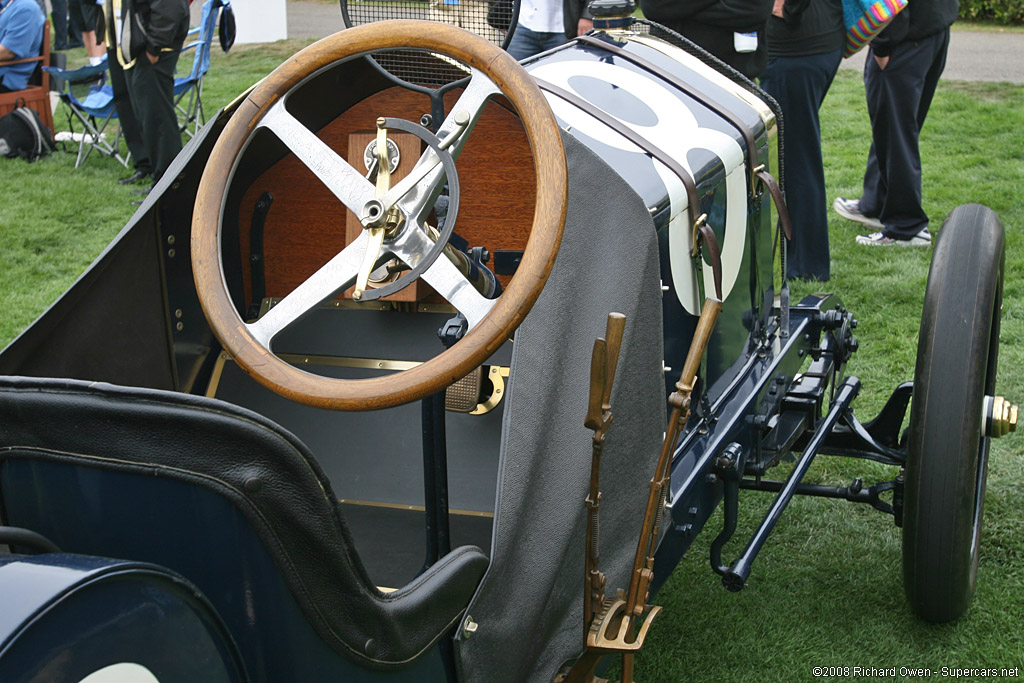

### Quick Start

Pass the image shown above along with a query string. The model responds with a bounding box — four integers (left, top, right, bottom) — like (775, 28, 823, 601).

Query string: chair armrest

(43, 62, 109, 86)
(2, 55, 43, 67)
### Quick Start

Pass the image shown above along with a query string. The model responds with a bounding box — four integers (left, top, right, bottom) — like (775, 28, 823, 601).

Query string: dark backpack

(0, 102, 56, 162)
(218, 0, 236, 53)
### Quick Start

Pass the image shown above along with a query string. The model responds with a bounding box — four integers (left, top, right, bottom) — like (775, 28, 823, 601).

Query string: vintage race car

(0, 3, 1016, 681)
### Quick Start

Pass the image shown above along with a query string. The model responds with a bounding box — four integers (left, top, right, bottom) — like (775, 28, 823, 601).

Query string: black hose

(0, 526, 61, 554)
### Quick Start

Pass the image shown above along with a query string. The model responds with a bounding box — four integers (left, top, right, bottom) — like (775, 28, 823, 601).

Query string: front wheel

(902, 204, 1004, 623)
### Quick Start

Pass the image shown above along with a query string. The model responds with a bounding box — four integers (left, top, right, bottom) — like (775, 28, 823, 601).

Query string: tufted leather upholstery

(0, 375, 488, 669)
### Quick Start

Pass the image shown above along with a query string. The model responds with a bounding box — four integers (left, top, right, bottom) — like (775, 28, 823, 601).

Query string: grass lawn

(2, 32, 1023, 682)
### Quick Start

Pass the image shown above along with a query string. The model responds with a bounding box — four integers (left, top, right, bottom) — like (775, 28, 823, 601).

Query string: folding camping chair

(43, 59, 130, 169)
(175, 0, 230, 138)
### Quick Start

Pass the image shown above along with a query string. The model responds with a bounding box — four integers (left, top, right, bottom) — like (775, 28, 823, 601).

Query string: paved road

(286, 0, 347, 40)
(838, 30, 1024, 83)
(281, 0, 1024, 83)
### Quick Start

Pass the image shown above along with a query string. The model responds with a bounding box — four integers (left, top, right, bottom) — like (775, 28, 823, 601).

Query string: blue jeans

(507, 25, 566, 61)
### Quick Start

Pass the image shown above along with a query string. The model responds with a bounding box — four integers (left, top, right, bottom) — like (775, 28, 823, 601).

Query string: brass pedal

(587, 598, 662, 654)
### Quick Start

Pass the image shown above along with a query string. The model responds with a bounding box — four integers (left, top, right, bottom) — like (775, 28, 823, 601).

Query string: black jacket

(120, 0, 190, 62)
(563, 0, 593, 39)
(871, 0, 959, 56)
(639, 0, 774, 78)
(766, 0, 844, 57)
(641, 0, 769, 30)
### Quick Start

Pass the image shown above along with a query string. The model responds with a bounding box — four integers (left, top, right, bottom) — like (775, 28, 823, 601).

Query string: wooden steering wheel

(192, 20, 567, 411)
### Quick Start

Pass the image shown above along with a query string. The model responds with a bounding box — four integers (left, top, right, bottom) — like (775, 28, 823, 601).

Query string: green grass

(954, 20, 1024, 32)
(3, 36, 1024, 682)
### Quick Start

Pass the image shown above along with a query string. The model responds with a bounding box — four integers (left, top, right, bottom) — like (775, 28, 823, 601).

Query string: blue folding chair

(175, 0, 231, 138)
(43, 59, 130, 169)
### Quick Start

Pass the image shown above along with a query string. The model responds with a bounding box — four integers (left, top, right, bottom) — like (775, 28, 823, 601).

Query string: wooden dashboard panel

(235, 86, 537, 308)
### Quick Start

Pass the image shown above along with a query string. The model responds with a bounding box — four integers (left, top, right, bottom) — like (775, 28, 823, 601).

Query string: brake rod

(722, 376, 861, 591)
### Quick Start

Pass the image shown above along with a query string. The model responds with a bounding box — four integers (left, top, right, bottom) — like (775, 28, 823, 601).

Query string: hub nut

(983, 395, 1018, 438)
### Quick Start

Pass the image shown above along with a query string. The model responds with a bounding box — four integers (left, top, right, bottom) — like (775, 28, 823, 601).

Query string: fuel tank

(523, 26, 779, 396)
(0, 553, 246, 683)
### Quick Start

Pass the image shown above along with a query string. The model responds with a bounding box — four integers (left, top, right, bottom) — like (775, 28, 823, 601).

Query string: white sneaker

(833, 197, 883, 229)
(855, 228, 932, 247)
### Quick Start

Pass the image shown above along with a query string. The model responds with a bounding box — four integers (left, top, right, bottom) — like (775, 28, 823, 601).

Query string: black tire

(903, 204, 1004, 623)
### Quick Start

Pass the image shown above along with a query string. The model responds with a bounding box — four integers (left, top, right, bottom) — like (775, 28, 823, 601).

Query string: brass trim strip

(338, 498, 495, 519)
(207, 350, 422, 391)
(205, 351, 230, 398)
(258, 297, 456, 317)
(210, 349, 510, 413)
(277, 353, 422, 372)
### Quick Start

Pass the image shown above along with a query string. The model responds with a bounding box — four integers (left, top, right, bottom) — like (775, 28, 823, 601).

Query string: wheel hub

(983, 395, 1018, 438)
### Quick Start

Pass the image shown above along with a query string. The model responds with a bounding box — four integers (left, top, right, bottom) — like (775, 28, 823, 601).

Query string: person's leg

(128, 52, 182, 183)
(507, 25, 543, 60)
(82, 30, 102, 59)
(865, 34, 948, 239)
(77, 2, 105, 62)
(535, 30, 565, 54)
(915, 28, 949, 130)
(66, 0, 86, 49)
(51, 0, 70, 50)
(859, 58, 884, 217)
(108, 48, 152, 178)
(507, 26, 564, 60)
(761, 48, 841, 280)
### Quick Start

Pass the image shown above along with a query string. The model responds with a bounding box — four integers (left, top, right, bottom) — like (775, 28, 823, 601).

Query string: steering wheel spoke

(392, 224, 495, 329)
(387, 71, 500, 221)
(248, 232, 375, 346)
(435, 69, 501, 152)
(260, 100, 377, 217)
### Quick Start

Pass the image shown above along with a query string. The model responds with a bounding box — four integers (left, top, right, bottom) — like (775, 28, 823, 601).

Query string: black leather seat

(0, 375, 488, 672)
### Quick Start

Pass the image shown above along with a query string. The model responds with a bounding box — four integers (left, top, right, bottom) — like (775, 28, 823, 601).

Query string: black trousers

(125, 50, 181, 182)
(51, 0, 69, 49)
(761, 47, 842, 281)
(860, 29, 950, 238)
(107, 48, 152, 175)
(52, 0, 84, 49)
